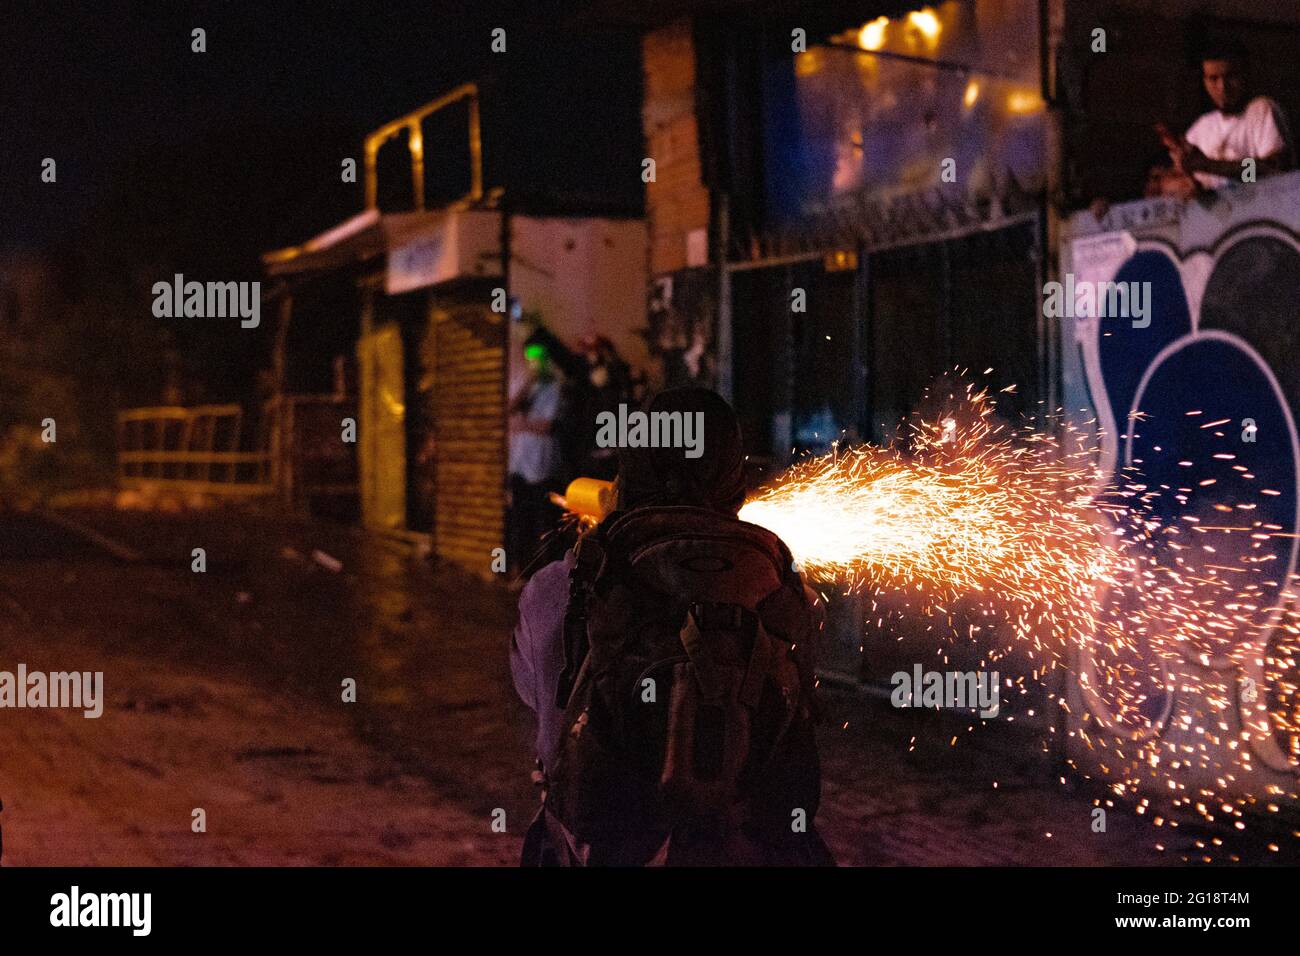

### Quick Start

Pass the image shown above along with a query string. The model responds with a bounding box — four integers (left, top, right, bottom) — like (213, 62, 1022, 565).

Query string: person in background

(513, 318, 590, 485)
(507, 339, 566, 575)
(1159, 40, 1294, 195)
(576, 334, 637, 481)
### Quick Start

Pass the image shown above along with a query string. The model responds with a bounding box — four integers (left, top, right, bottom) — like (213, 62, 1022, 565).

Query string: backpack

(536, 505, 831, 866)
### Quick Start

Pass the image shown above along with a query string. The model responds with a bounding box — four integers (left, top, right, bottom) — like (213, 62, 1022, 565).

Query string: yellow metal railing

(364, 82, 483, 212)
(116, 404, 273, 496)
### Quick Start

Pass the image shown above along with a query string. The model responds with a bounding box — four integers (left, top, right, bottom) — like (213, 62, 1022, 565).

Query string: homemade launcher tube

(561, 477, 616, 521)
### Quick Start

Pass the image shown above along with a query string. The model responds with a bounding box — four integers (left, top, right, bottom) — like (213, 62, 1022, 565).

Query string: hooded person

(612, 386, 748, 515)
(511, 387, 833, 866)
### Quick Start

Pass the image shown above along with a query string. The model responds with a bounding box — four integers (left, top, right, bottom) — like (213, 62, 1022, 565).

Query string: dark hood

(615, 387, 747, 515)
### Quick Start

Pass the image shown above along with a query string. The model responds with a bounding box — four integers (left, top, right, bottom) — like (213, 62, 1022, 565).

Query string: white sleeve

(1184, 112, 1213, 153)
(1248, 97, 1288, 160)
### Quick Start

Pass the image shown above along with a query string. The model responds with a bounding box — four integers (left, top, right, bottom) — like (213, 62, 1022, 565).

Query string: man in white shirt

(508, 340, 567, 572)
(1163, 40, 1294, 192)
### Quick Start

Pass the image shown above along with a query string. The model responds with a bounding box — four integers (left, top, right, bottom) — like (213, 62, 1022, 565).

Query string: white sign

(386, 234, 454, 294)
(686, 227, 708, 268)
(1069, 230, 1136, 320)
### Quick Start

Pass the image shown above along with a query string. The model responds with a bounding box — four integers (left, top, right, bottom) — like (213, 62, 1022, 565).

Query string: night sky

(1, 0, 641, 258)
(0, 0, 642, 399)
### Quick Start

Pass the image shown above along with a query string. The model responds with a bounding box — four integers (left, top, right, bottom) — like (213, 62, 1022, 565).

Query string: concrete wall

(508, 215, 650, 396)
(1059, 171, 1300, 798)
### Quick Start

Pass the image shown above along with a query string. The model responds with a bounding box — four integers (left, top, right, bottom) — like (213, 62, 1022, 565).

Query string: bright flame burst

(739, 381, 1157, 684)
(736, 377, 1299, 859)
(740, 386, 1122, 661)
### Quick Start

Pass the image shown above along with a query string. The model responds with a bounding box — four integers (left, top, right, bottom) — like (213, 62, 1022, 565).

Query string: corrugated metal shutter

(429, 303, 505, 575)
(357, 321, 408, 530)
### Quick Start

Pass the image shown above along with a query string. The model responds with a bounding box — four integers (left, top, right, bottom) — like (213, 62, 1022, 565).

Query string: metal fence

(261, 393, 358, 512)
(116, 404, 273, 496)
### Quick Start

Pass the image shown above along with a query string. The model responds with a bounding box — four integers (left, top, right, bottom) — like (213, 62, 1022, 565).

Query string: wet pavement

(0, 503, 1283, 865)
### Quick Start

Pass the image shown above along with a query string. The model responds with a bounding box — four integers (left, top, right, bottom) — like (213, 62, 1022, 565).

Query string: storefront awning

(262, 207, 503, 292)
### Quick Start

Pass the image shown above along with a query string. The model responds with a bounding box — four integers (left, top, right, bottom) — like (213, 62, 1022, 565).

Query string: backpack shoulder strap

(677, 605, 726, 704)
(554, 528, 607, 710)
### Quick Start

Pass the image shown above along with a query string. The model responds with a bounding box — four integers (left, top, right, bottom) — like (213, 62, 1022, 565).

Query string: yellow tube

(563, 477, 615, 521)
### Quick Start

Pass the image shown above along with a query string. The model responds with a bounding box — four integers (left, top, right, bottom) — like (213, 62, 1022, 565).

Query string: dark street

(6, 0, 1300, 941)
(0, 501, 1253, 866)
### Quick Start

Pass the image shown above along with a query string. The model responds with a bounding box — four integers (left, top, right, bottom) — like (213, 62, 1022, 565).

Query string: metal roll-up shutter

(430, 302, 506, 575)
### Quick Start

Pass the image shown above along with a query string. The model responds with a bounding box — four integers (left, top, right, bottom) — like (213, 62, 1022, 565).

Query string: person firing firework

(533, 377, 1299, 854)
(510, 387, 834, 866)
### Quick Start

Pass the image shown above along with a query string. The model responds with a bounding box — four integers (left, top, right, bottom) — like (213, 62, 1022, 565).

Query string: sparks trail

(740, 381, 1132, 666)
(736, 375, 1299, 852)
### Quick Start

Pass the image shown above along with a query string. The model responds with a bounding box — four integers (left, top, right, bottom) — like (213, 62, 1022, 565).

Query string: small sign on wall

(686, 228, 708, 268)
(387, 234, 453, 294)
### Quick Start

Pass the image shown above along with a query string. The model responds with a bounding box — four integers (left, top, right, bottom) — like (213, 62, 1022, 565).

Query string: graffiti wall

(1061, 172, 1300, 799)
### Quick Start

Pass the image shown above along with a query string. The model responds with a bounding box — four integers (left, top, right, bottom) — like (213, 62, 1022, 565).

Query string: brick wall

(642, 20, 711, 276)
